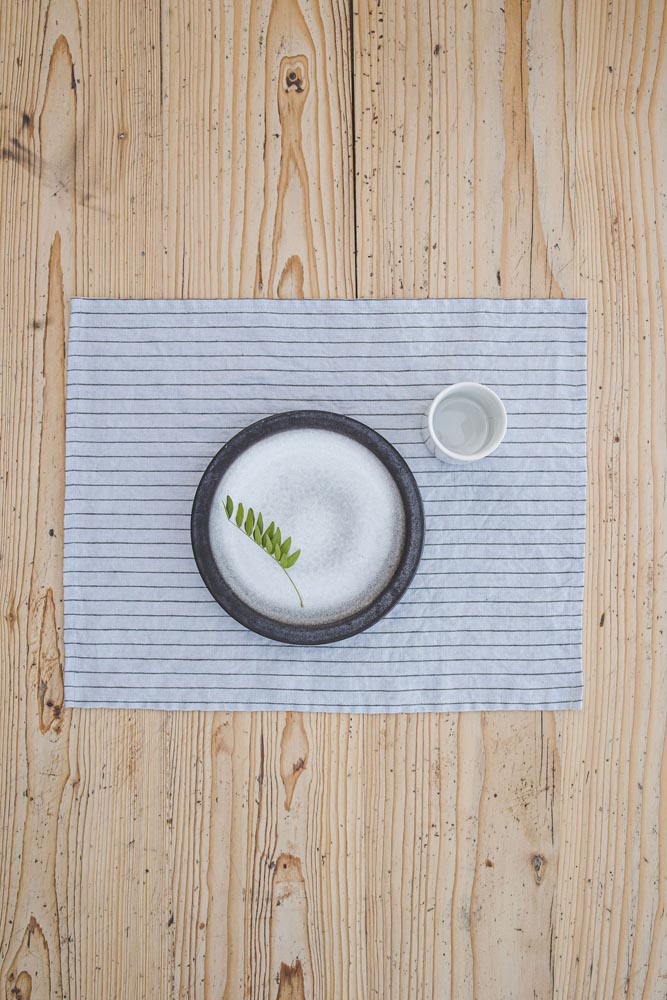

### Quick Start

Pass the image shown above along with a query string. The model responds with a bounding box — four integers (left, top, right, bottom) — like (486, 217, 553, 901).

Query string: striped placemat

(64, 298, 587, 711)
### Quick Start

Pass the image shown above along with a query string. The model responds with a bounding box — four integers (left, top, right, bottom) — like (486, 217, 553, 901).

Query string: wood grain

(354, 5, 569, 996)
(1, 0, 665, 998)
(555, 1, 667, 996)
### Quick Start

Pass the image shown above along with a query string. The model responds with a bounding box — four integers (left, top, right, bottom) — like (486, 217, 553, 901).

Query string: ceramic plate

(191, 410, 424, 645)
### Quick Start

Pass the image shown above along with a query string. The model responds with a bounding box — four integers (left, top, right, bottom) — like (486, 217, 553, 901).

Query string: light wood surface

(1, 1, 665, 997)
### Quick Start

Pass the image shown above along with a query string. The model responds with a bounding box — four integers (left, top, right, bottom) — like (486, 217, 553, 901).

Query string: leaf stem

(229, 519, 304, 607)
(282, 569, 304, 608)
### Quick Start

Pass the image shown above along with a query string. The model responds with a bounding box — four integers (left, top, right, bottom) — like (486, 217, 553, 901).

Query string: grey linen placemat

(64, 298, 587, 712)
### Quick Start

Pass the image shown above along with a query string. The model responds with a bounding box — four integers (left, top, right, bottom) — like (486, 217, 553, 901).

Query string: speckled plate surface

(191, 410, 424, 645)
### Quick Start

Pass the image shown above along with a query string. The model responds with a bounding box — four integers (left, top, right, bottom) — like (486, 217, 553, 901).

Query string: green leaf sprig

(224, 495, 304, 608)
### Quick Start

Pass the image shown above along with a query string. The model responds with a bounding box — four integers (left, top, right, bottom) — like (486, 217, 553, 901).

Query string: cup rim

(427, 381, 507, 462)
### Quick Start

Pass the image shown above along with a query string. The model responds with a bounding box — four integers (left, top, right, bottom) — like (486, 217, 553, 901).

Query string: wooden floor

(1, 1, 666, 997)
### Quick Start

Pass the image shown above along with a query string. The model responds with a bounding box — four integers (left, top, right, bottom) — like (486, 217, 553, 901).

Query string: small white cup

(424, 382, 507, 463)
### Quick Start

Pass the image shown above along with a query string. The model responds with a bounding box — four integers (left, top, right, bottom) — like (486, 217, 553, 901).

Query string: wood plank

(555, 0, 667, 996)
(0, 1, 355, 998)
(353, 0, 569, 992)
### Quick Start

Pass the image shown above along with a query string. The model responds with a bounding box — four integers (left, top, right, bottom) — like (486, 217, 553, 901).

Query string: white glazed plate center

(209, 428, 406, 626)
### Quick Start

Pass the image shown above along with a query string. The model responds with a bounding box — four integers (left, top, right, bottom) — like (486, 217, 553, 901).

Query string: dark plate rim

(190, 409, 425, 645)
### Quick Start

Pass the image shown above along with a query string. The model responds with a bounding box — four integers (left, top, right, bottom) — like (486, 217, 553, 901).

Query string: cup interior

(429, 383, 506, 460)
